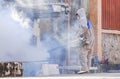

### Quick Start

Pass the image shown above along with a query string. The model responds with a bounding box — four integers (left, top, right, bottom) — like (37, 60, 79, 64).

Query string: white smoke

(0, 0, 83, 76)
(0, 6, 49, 62)
(53, 14, 83, 48)
(11, 9, 31, 29)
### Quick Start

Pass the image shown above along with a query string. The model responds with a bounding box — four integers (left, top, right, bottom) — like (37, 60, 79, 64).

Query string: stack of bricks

(0, 62, 23, 77)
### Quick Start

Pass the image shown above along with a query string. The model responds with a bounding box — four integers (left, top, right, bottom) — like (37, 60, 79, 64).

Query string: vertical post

(33, 19, 41, 47)
(66, 0, 71, 65)
(97, 0, 102, 61)
(89, 0, 102, 61)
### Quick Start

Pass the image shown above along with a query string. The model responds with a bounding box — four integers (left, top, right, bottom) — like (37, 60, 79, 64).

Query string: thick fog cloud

(0, 6, 49, 62)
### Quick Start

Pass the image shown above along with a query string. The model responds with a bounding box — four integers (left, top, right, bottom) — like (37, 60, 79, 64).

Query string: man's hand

(80, 34, 83, 38)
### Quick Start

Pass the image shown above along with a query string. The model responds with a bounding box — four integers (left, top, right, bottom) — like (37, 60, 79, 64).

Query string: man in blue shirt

(76, 8, 95, 73)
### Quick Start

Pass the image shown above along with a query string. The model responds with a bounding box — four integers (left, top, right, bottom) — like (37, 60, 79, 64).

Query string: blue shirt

(87, 20, 92, 29)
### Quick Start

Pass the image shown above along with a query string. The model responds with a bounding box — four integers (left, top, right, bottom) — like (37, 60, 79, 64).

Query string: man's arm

(80, 26, 88, 38)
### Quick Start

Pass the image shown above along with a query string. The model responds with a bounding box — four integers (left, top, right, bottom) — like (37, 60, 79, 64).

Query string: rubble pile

(0, 62, 22, 77)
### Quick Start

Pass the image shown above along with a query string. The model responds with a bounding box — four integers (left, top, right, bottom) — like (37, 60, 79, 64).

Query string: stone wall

(102, 34, 120, 64)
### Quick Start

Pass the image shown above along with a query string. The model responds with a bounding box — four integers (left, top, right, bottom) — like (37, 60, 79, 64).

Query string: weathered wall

(102, 0, 120, 64)
(102, 34, 120, 64)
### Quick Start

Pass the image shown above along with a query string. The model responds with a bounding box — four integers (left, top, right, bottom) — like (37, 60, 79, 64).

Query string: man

(76, 8, 94, 73)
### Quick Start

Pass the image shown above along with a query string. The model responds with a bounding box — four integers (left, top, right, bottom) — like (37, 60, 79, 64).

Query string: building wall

(102, 34, 120, 64)
(102, 0, 120, 64)
(89, 0, 120, 62)
(89, 0, 104, 61)
(89, 0, 98, 54)
(102, 0, 120, 30)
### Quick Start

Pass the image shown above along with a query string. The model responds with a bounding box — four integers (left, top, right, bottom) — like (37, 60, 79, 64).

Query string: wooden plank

(102, 29, 120, 34)
(97, 0, 102, 61)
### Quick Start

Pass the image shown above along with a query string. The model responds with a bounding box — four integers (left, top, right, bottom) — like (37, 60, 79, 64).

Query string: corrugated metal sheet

(102, 0, 120, 30)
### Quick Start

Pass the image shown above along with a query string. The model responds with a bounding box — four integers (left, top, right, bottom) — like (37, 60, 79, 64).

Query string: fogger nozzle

(64, 4, 71, 15)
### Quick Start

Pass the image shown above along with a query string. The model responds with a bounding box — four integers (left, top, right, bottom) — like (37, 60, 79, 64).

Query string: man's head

(76, 8, 86, 20)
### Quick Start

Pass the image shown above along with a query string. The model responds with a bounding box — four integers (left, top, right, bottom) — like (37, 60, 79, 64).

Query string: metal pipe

(66, 0, 71, 65)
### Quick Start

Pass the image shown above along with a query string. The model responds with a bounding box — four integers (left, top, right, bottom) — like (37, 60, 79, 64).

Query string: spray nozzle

(65, 6, 70, 15)
(52, 3, 70, 15)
